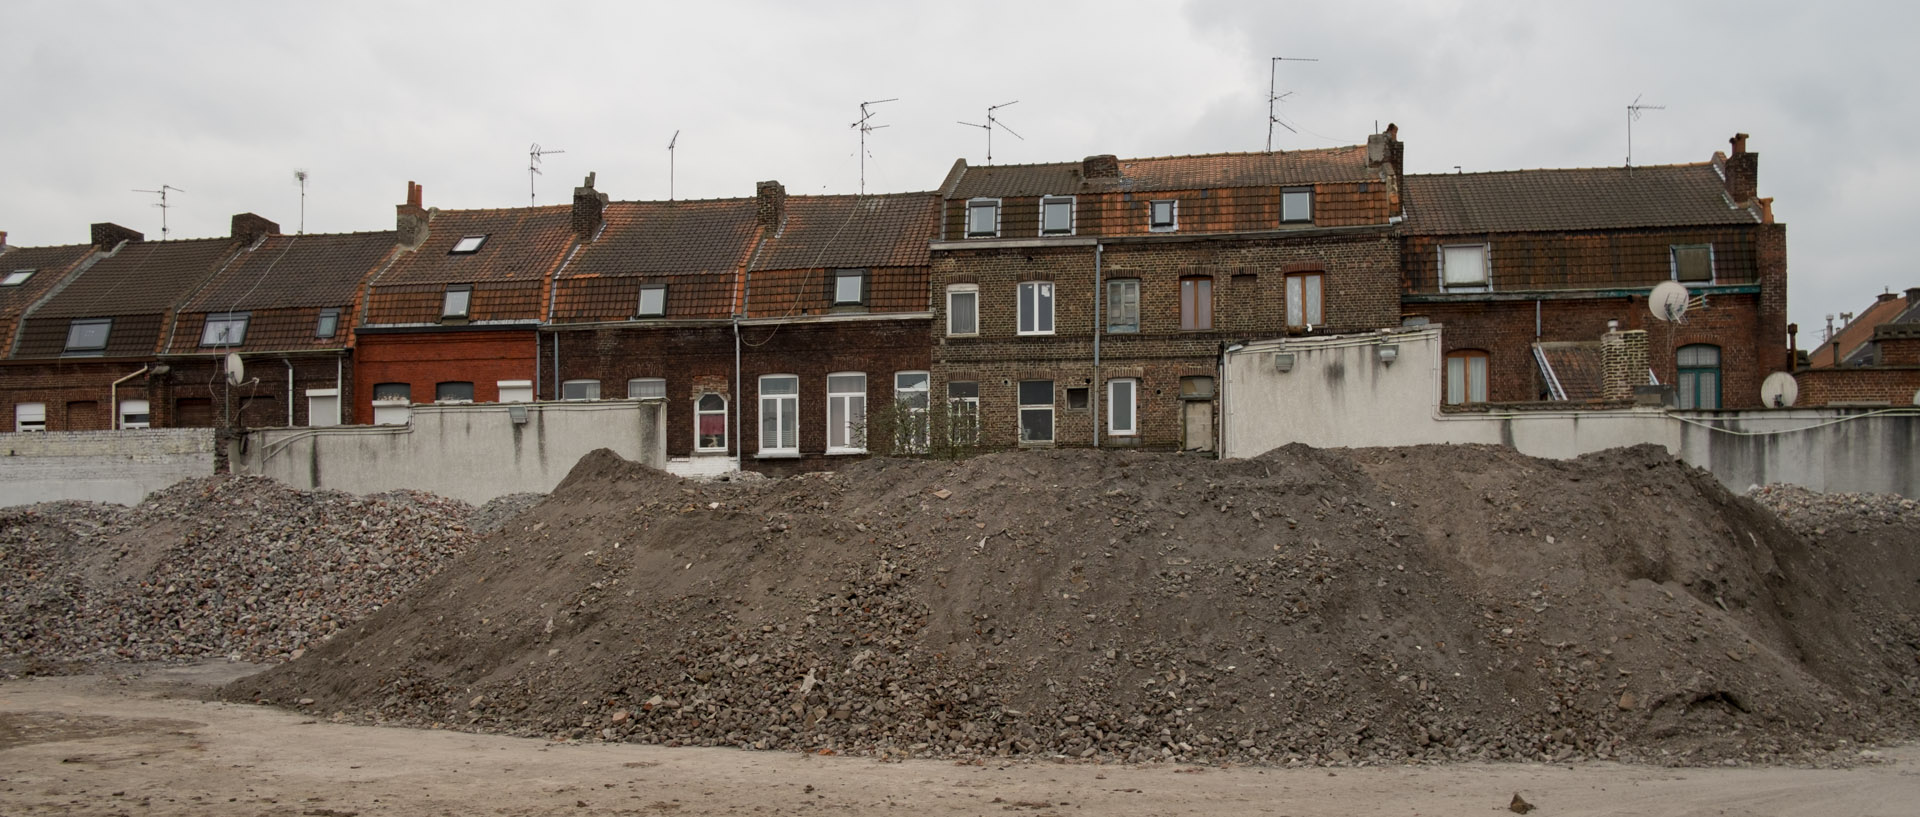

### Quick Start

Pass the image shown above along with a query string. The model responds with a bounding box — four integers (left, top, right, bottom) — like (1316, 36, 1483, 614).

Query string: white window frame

(826, 372, 867, 454)
(450, 234, 487, 254)
(1440, 244, 1490, 291)
(894, 371, 930, 454)
(305, 388, 340, 427)
(966, 198, 1001, 238)
(199, 313, 250, 347)
(946, 381, 980, 445)
(1018, 379, 1054, 444)
(496, 380, 533, 403)
(3, 269, 35, 287)
(1285, 271, 1323, 328)
(946, 284, 979, 336)
(1671, 244, 1716, 285)
(1149, 199, 1178, 232)
(1039, 196, 1075, 236)
(628, 377, 666, 399)
(1281, 187, 1313, 223)
(117, 399, 150, 430)
(832, 269, 867, 306)
(1106, 278, 1140, 333)
(637, 284, 667, 317)
(371, 384, 412, 425)
(1107, 378, 1137, 437)
(15, 402, 46, 432)
(560, 379, 601, 401)
(696, 393, 728, 452)
(442, 285, 473, 318)
(758, 374, 800, 455)
(1017, 280, 1055, 335)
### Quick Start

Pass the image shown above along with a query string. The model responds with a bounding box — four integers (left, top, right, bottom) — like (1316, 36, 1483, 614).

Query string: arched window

(695, 393, 727, 452)
(1445, 350, 1489, 405)
(1677, 344, 1721, 409)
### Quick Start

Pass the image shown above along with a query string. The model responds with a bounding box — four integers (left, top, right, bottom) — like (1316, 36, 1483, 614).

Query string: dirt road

(2, 663, 1914, 816)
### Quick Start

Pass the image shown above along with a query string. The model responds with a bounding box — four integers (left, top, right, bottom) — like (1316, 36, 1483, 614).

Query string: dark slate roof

(182, 231, 397, 311)
(1535, 342, 1605, 401)
(376, 206, 576, 287)
(1, 243, 97, 330)
(1403, 163, 1761, 235)
(942, 146, 1377, 200)
(751, 193, 938, 271)
(31, 238, 238, 319)
(563, 199, 761, 279)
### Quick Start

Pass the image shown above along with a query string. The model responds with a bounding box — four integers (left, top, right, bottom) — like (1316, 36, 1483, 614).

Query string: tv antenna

(132, 185, 184, 239)
(293, 170, 309, 234)
(667, 130, 679, 200)
(851, 98, 896, 195)
(529, 142, 565, 206)
(1626, 94, 1665, 168)
(1267, 56, 1319, 152)
(958, 100, 1023, 165)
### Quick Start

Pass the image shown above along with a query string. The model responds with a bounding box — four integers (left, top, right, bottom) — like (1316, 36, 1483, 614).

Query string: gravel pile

(1, 476, 476, 666)
(1748, 483, 1920, 536)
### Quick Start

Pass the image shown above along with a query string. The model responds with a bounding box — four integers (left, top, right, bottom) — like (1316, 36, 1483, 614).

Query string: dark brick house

(1400, 134, 1788, 410)
(929, 128, 1407, 452)
(544, 178, 940, 474)
(1, 231, 108, 431)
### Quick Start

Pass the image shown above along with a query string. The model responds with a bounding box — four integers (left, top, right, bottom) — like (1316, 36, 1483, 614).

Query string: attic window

(442, 285, 472, 319)
(2, 269, 33, 286)
(637, 285, 667, 318)
(199, 313, 250, 346)
(450, 235, 487, 254)
(315, 308, 341, 339)
(1150, 200, 1178, 232)
(63, 318, 111, 356)
(1281, 187, 1313, 223)
(1040, 196, 1075, 235)
(833, 270, 867, 306)
(1672, 244, 1714, 284)
(966, 199, 1001, 238)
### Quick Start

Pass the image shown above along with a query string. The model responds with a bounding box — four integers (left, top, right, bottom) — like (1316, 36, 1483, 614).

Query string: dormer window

(442, 285, 472, 319)
(2, 269, 33, 286)
(1672, 244, 1714, 284)
(315, 308, 340, 339)
(1150, 199, 1178, 232)
(199, 313, 250, 347)
(63, 318, 111, 356)
(1040, 196, 1075, 235)
(1281, 187, 1313, 223)
(966, 199, 1001, 238)
(637, 284, 667, 317)
(833, 270, 867, 306)
(450, 235, 487, 254)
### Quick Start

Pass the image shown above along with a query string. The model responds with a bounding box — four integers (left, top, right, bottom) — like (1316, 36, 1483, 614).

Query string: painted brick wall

(352, 330, 537, 424)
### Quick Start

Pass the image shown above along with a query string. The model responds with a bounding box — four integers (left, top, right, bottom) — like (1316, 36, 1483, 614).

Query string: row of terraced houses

(2, 128, 1818, 473)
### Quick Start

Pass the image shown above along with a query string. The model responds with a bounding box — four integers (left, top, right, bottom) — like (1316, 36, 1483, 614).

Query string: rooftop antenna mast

(667, 130, 679, 200)
(852, 98, 897, 195)
(131, 185, 184, 239)
(1626, 94, 1665, 168)
(529, 143, 565, 206)
(958, 100, 1024, 166)
(1267, 56, 1319, 152)
(293, 170, 309, 234)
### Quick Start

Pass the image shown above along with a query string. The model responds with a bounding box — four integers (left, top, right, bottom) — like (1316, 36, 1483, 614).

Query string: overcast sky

(5, 1, 1913, 346)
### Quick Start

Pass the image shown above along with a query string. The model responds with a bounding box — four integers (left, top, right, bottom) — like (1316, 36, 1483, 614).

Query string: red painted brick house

(545, 178, 940, 473)
(158, 227, 401, 429)
(929, 128, 1407, 453)
(352, 182, 580, 425)
(1794, 287, 1920, 406)
(1400, 134, 1789, 410)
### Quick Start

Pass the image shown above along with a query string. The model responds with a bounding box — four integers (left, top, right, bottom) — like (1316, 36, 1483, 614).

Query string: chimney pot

(1731, 133, 1749, 155)
(406, 181, 423, 208)
(1082, 155, 1120, 179)
(1877, 291, 1898, 302)
(396, 181, 431, 249)
(0, 230, 7, 248)
(1721, 135, 1758, 204)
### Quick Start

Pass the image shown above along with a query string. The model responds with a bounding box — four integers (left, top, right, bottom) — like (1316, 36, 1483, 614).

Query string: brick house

(1, 231, 108, 432)
(352, 182, 580, 425)
(1400, 134, 1788, 410)
(158, 226, 401, 430)
(1794, 287, 1920, 406)
(928, 128, 1406, 452)
(3, 221, 247, 432)
(544, 178, 940, 474)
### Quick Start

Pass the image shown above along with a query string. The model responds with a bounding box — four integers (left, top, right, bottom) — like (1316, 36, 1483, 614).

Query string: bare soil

(4, 664, 1917, 817)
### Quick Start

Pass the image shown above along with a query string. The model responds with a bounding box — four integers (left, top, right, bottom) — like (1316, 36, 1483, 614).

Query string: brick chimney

(1082, 155, 1120, 180)
(1723, 133, 1758, 204)
(756, 181, 787, 232)
(1367, 123, 1405, 214)
(0, 231, 7, 249)
(90, 222, 143, 248)
(396, 181, 430, 249)
(572, 172, 608, 239)
(229, 213, 280, 244)
(1600, 328, 1650, 402)
(1907, 286, 1920, 306)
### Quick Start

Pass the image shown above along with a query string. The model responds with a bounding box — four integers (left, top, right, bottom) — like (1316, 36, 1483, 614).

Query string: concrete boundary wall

(0, 428, 217, 507)
(235, 400, 667, 505)
(1223, 327, 1920, 498)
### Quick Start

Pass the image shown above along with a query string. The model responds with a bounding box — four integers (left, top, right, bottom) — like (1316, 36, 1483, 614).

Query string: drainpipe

(552, 332, 561, 400)
(335, 356, 344, 425)
(285, 359, 294, 427)
(1091, 241, 1103, 448)
(734, 317, 743, 471)
(534, 332, 542, 403)
(109, 366, 149, 430)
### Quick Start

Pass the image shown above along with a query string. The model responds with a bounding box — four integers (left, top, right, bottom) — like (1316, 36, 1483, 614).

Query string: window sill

(1016, 331, 1057, 337)
(755, 450, 801, 459)
(694, 448, 729, 456)
(825, 449, 868, 456)
(1149, 227, 1178, 233)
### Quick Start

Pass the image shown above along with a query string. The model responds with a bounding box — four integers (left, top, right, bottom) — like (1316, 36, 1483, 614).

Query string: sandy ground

(2, 663, 1916, 817)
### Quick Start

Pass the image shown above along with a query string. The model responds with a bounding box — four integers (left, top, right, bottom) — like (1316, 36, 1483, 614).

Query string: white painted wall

(0, 429, 217, 507)
(235, 399, 667, 505)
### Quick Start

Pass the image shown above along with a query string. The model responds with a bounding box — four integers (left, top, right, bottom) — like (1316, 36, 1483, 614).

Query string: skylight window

(637, 285, 666, 317)
(442, 285, 473, 319)
(315, 308, 340, 339)
(1150, 200, 1177, 231)
(199, 313, 250, 346)
(450, 235, 487, 254)
(64, 318, 111, 355)
(2, 269, 33, 286)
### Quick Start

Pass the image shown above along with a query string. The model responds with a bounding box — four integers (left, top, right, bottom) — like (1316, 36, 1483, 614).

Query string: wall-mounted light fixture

(1273, 352, 1296, 373)
(1376, 344, 1399, 366)
(508, 405, 529, 424)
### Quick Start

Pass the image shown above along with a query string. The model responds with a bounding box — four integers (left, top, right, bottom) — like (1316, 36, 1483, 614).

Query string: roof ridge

(607, 195, 756, 206)
(1409, 161, 1712, 179)
(1119, 146, 1366, 163)
(262, 228, 399, 239)
(431, 203, 574, 216)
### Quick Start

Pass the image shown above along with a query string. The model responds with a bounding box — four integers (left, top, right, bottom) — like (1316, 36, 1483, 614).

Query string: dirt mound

(1, 476, 476, 667)
(222, 445, 1920, 766)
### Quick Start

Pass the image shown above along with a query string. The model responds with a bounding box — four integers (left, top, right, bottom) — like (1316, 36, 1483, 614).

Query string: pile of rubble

(1749, 483, 1920, 536)
(0, 476, 477, 666)
(226, 445, 1920, 767)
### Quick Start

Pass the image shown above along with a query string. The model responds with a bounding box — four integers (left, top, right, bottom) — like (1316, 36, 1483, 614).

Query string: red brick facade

(351, 330, 537, 425)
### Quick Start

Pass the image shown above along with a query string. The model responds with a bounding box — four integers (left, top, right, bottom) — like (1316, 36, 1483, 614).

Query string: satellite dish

(1760, 372, 1798, 408)
(1648, 281, 1690, 322)
(224, 352, 245, 385)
